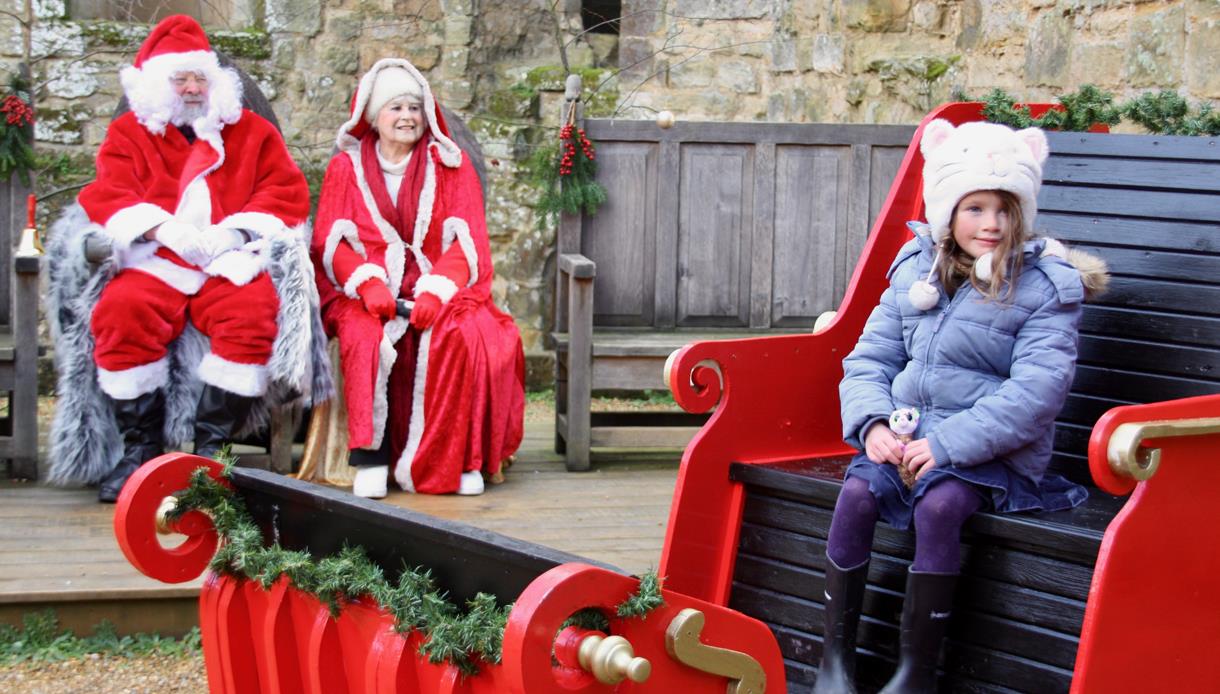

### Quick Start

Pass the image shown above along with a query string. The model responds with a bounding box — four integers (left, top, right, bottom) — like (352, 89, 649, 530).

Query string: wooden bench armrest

(558, 252, 596, 279)
(84, 232, 113, 264)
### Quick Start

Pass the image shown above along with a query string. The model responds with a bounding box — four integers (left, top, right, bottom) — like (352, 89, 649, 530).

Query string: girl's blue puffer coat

(840, 233, 1085, 484)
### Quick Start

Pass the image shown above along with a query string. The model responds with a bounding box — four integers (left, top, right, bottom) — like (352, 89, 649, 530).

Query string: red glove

(357, 278, 396, 320)
(410, 292, 441, 330)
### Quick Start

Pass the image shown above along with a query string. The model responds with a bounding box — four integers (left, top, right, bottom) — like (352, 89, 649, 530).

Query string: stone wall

(3, 0, 1217, 386)
(617, 0, 1220, 125)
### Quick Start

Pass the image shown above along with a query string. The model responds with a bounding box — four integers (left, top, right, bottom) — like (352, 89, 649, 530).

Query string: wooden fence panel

(579, 120, 916, 331)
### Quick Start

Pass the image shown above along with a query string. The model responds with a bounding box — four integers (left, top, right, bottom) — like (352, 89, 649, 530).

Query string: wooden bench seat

(728, 458, 1125, 692)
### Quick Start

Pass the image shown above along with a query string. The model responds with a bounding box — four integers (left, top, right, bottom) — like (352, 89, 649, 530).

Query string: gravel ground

(0, 655, 207, 693)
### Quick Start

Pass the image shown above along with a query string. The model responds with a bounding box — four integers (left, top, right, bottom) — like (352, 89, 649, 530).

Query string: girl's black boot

(812, 557, 869, 694)
(878, 570, 958, 694)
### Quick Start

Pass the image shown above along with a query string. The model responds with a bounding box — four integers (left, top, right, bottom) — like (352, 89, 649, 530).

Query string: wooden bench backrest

(567, 120, 915, 330)
(1039, 131, 1220, 484)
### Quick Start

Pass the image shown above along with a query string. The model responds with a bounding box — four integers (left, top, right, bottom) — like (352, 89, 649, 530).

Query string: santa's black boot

(98, 390, 166, 503)
(193, 384, 257, 460)
(813, 556, 869, 694)
(879, 570, 959, 694)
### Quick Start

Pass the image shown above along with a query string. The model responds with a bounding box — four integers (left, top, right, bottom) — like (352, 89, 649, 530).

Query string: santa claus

(76, 15, 311, 502)
(312, 59, 524, 498)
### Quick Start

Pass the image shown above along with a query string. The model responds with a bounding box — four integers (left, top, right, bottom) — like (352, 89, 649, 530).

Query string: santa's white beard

(170, 99, 208, 127)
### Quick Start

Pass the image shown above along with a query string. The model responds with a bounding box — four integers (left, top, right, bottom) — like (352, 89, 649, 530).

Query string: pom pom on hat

(364, 66, 424, 123)
(909, 279, 940, 310)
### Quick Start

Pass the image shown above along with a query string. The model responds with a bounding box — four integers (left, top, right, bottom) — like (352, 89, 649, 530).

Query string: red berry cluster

(1, 95, 33, 126)
(558, 124, 596, 176)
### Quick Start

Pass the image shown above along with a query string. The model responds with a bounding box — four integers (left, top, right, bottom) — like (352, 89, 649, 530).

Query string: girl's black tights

(826, 474, 983, 573)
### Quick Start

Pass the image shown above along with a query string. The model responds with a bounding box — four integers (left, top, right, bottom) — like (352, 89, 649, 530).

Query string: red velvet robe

(312, 133, 524, 494)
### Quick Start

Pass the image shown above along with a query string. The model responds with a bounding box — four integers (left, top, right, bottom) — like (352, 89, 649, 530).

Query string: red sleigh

(114, 103, 1220, 692)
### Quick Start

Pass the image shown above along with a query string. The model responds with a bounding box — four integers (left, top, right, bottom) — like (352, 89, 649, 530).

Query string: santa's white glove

(204, 249, 262, 287)
(202, 227, 249, 262)
(155, 220, 210, 267)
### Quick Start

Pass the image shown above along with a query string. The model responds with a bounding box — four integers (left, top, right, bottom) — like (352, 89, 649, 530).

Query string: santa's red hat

(120, 15, 243, 136)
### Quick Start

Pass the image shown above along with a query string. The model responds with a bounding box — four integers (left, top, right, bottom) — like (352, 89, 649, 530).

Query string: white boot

(457, 470, 485, 496)
(353, 465, 388, 499)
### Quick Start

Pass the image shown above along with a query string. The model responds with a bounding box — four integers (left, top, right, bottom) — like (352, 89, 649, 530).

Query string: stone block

(407, 45, 441, 71)
(327, 14, 364, 42)
(844, 0, 912, 32)
(325, 45, 360, 75)
(30, 20, 84, 59)
(1186, 1, 1220, 98)
(618, 36, 656, 81)
(1070, 42, 1124, 89)
(956, 0, 982, 49)
(912, 0, 945, 33)
(45, 61, 98, 99)
(1124, 4, 1185, 88)
(771, 34, 798, 72)
(267, 0, 322, 36)
(621, 0, 667, 36)
(438, 0, 473, 15)
(668, 59, 715, 89)
(1025, 10, 1072, 87)
(445, 15, 473, 45)
(720, 60, 759, 93)
(443, 46, 470, 74)
(675, 0, 771, 19)
(439, 78, 474, 109)
(811, 33, 845, 73)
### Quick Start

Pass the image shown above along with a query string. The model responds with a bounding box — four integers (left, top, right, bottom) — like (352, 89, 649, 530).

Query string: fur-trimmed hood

(335, 58, 462, 169)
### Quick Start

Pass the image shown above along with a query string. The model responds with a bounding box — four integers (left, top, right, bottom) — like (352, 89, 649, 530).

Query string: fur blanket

(46, 203, 334, 486)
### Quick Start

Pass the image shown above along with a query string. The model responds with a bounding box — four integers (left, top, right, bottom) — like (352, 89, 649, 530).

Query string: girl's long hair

(937, 190, 1027, 301)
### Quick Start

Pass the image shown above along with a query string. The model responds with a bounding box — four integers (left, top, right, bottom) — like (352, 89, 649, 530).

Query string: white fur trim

(1042, 237, 1067, 258)
(413, 274, 459, 304)
(353, 465, 388, 498)
(175, 177, 212, 228)
(394, 325, 432, 493)
(322, 219, 366, 288)
(343, 147, 409, 298)
(410, 149, 437, 259)
(104, 203, 173, 251)
(120, 50, 243, 137)
(131, 255, 208, 295)
(197, 352, 269, 397)
(204, 248, 264, 287)
(336, 58, 462, 168)
(343, 263, 391, 300)
(214, 211, 291, 242)
(371, 318, 410, 450)
(441, 217, 479, 287)
(97, 357, 170, 400)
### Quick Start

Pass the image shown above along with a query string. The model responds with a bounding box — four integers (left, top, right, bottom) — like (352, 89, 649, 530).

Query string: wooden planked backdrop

(563, 120, 917, 330)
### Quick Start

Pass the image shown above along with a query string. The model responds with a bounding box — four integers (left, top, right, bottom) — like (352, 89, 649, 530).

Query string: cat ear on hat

(1016, 127, 1049, 164)
(920, 119, 956, 157)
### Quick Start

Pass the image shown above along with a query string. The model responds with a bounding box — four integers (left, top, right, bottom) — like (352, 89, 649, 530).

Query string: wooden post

(7, 62, 37, 479)
(559, 254, 594, 472)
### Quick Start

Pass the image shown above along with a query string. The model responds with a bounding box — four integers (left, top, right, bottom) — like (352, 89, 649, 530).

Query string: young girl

(814, 119, 1107, 694)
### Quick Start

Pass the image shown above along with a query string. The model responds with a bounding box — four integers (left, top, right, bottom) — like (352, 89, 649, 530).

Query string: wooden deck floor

(0, 416, 680, 634)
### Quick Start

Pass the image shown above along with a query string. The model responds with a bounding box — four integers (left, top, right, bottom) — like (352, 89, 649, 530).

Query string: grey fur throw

(46, 203, 334, 486)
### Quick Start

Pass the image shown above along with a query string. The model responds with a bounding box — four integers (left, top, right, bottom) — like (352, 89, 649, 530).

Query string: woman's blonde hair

(937, 189, 1028, 301)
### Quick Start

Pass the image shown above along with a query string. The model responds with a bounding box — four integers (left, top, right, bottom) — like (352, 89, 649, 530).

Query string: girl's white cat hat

(908, 119, 1055, 310)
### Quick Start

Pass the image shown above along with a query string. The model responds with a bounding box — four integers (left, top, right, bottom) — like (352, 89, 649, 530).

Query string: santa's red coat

(78, 109, 310, 398)
(312, 138, 524, 494)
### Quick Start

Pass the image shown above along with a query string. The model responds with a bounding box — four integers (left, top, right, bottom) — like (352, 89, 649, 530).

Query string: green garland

(973, 85, 1219, 136)
(169, 463, 664, 676)
(0, 75, 35, 186)
(530, 120, 607, 231)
